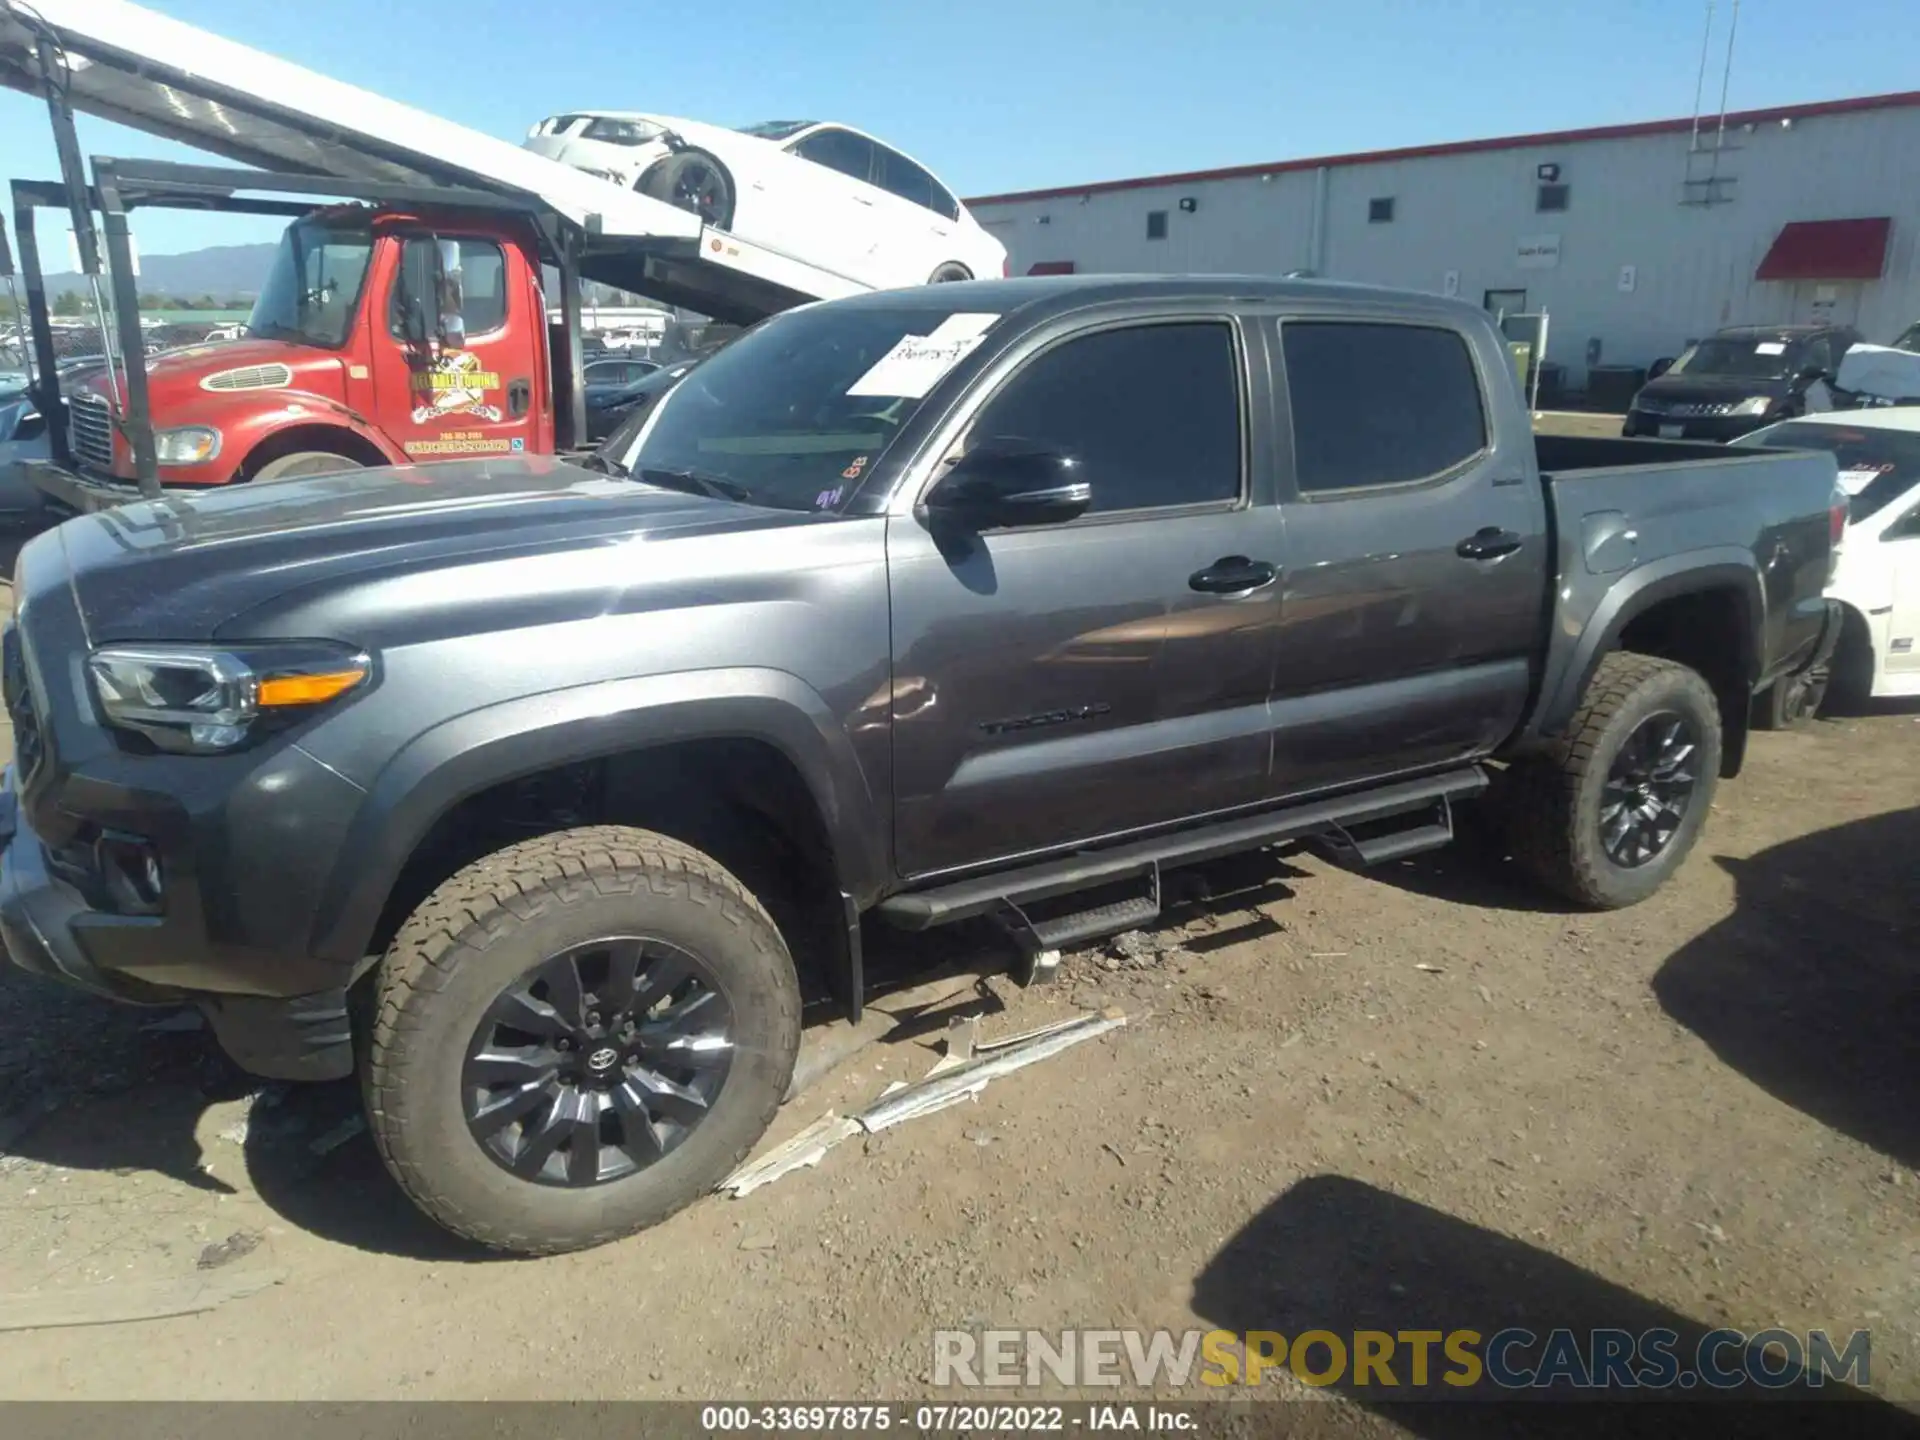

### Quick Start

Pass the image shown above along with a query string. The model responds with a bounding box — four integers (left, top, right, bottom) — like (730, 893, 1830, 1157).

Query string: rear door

(887, 315, 1284, 878)
(1262, 313, 1548, 797)
(868, 143, 948, 284)
(371, 234, 539, 464)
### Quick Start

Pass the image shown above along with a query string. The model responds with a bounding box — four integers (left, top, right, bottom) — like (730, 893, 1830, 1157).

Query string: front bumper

(0, 765, 356, 1081)
(1622, 410, 1775, 443)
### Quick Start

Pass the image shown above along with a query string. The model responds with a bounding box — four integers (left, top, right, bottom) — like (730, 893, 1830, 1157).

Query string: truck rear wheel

(1502, 653, 1722, 910)
(363, 825, 800, 1255)
(248, 450, 362, 483)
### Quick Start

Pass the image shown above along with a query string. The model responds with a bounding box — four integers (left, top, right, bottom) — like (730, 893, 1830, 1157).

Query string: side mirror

(925, 438, 1091, 529)
(1795, 365, 1835, 387)
(430, 237, 465, 349)
(1647, 356, 1674, 380)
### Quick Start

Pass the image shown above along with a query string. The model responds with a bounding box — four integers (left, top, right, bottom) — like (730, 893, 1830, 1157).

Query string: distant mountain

(40, 242, 278, 302)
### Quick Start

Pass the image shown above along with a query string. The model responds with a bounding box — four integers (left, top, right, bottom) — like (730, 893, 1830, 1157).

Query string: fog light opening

(99, 834, 164, 915)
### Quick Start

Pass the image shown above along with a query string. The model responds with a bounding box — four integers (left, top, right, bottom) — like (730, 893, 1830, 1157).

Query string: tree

(51, 291, 85, 317)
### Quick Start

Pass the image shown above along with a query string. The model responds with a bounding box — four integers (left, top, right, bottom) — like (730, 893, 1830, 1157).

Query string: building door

(1483, 289, 1527, 320)
(1792, 282, 1864, 328)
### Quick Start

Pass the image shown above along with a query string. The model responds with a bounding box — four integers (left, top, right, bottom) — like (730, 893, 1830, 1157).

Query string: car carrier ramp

(0, 0, 871, 321)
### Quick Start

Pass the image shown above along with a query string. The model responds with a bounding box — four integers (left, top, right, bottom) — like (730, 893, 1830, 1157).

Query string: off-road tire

(1502, 652, 1722, 910)
(247, 450, 362, 483)
(1823, 610, 1877, 715)
(363, 825, 800, 1255)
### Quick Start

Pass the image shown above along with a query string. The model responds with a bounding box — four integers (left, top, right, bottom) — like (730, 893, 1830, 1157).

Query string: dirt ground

(0, 580, 1915, 1428)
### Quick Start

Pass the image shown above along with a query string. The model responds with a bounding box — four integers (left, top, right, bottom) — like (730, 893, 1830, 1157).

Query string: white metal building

(963, 91, 1920, 389)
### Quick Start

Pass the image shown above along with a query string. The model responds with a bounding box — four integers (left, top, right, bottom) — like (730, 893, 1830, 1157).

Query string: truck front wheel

(362, 825, 801, 1254)
(247, 450, 363, 483)
(1502, 653, 1723, 910)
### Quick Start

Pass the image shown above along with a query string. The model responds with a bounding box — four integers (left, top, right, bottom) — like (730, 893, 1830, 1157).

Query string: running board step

(1312, 797, 1458, 867)
(877, 767, 1488, 932)
(1345, 822, 1455, 866)
(1029, 892, 1161, 952)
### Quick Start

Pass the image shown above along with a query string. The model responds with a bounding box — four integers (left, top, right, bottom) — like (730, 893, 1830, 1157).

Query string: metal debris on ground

(197, 1230, 263, 1271)
(1414, 963, 1445, 974)
(718, 1112, 860, 1197)
(717, 1007, 1129, 1196)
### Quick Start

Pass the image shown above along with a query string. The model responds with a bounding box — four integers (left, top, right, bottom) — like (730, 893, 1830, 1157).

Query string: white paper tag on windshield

(1754, 341, 1788, 355)
(1837, 466, 1883, 495)
(846, 314, 999, 398)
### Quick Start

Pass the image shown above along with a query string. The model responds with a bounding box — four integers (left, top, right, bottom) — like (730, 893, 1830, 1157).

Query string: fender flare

(1528, 550, 1766, 742)
(309, 667, 885, 964)
(225, 399, 407, 479)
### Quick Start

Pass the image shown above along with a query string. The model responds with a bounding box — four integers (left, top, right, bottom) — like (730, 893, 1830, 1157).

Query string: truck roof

(822, 272, 1498, 322)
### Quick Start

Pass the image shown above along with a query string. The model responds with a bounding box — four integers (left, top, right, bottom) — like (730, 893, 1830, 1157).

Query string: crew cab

(0, 276, 1844, 1256)
(1624, 323, 1860, 441)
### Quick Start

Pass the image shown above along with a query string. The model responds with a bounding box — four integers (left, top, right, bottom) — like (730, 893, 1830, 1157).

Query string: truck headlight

(154, 426, 222, 466)
(87, 644, 370, 753)
(1731, 396, 1775, 417)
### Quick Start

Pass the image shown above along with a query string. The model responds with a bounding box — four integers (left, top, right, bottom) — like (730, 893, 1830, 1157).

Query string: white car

(1735, 408, 1920, 711)
(524, 114, 1005, 291)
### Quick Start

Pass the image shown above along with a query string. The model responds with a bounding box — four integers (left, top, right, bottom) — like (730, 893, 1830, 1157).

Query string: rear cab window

(1279, 321, 1489, 493)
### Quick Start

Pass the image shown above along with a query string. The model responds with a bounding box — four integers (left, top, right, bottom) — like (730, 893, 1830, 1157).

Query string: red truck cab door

(369, 229, 548, 465)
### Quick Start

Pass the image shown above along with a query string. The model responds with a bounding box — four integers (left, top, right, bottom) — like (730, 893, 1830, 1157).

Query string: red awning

(1026, 260, 1076, 275)
(1755, 217, 1892, 281)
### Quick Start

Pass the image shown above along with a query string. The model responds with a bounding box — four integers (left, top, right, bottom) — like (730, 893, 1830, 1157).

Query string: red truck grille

(67, 392, 115, 473)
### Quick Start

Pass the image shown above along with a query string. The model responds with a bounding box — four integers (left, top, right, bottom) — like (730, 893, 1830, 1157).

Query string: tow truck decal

(408, 349, 504, 425)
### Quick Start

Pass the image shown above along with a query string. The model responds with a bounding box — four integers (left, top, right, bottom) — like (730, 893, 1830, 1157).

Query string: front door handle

(1456, 527, 1523, 561)
(1189, 556, 1278, 594)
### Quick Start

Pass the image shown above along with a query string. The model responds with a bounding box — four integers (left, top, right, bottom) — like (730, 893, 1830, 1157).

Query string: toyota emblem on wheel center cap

(587, 1046, 620, 1072)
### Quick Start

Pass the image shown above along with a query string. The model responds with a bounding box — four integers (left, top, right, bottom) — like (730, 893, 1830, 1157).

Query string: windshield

(1667, 337, 1801, 381)
(610, 304, 1000, 511)
(1737, 421, 1920, 522)
(247, 217, 374, 349)
(737, 120, 816, 140)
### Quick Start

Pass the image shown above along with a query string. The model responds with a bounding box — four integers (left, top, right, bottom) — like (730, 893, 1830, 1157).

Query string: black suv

(1624, 323, 1861, 442)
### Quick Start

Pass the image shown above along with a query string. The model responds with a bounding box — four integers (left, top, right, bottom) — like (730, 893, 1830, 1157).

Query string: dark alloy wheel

(1754, 663, 1830, 730)
(462, 937, 733, 1188)
(640, 151, 736, 230)
(1597, 711, 1699, 868)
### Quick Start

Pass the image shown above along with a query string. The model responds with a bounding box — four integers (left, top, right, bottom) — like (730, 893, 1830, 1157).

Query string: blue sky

(3, 0, 1916, 260)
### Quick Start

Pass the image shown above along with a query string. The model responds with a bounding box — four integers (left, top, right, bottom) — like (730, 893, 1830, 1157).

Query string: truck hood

(74, 337, 350, 411)
(1636, 372, 1791, 407)
(56, 456, 820, 644)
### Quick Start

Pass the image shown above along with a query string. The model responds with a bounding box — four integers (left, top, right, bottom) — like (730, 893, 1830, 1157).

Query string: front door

(372, 234, 539, 466)
(887, 317, 1283, 879)
(1263, 314, 1548, 797)
(781, 128, 879, 278)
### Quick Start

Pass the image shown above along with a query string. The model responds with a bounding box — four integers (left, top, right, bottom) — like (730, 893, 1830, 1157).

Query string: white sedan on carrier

(1733, 408, 1920, 714)
(524, 114, 1006, 292)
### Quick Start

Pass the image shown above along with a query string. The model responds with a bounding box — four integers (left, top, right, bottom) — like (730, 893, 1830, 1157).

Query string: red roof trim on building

(1754, 217, 1892, 282)
(962, 90, 1920, 208)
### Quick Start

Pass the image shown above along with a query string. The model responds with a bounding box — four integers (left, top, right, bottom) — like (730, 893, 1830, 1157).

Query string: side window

(791, 128, 875, 184)
(960, 323, 1241, 514)
(1281, 321, 1488, 493)
(930, 181, 961, 222)
(1805, 336, 1835, 373)
(874, 145, 935, 211)
(389, 237, 508, 338)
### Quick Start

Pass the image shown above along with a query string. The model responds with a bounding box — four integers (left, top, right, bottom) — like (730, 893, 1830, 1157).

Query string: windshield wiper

(635, 465, 754, 504)
(575, 450, 629, 478)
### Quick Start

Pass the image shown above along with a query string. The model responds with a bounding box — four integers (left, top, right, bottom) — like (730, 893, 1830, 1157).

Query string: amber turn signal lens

(257, 667, 368, 708)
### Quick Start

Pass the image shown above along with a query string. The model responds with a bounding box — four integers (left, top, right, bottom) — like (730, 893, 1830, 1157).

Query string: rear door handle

(1189, 556, 1279, 594)
(1456, 527, 1523, 561)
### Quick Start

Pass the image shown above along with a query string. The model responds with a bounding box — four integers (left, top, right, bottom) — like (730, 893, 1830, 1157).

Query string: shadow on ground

(1653, 804, 1920, 1170)
(1192, 1174, 1919, 1437)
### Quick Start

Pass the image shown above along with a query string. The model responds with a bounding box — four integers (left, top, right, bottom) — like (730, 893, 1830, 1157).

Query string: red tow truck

(0, 0, 876, 511)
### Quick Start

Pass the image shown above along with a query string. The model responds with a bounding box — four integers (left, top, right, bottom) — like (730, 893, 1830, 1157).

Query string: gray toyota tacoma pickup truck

(0, 276, 1844, 1254)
